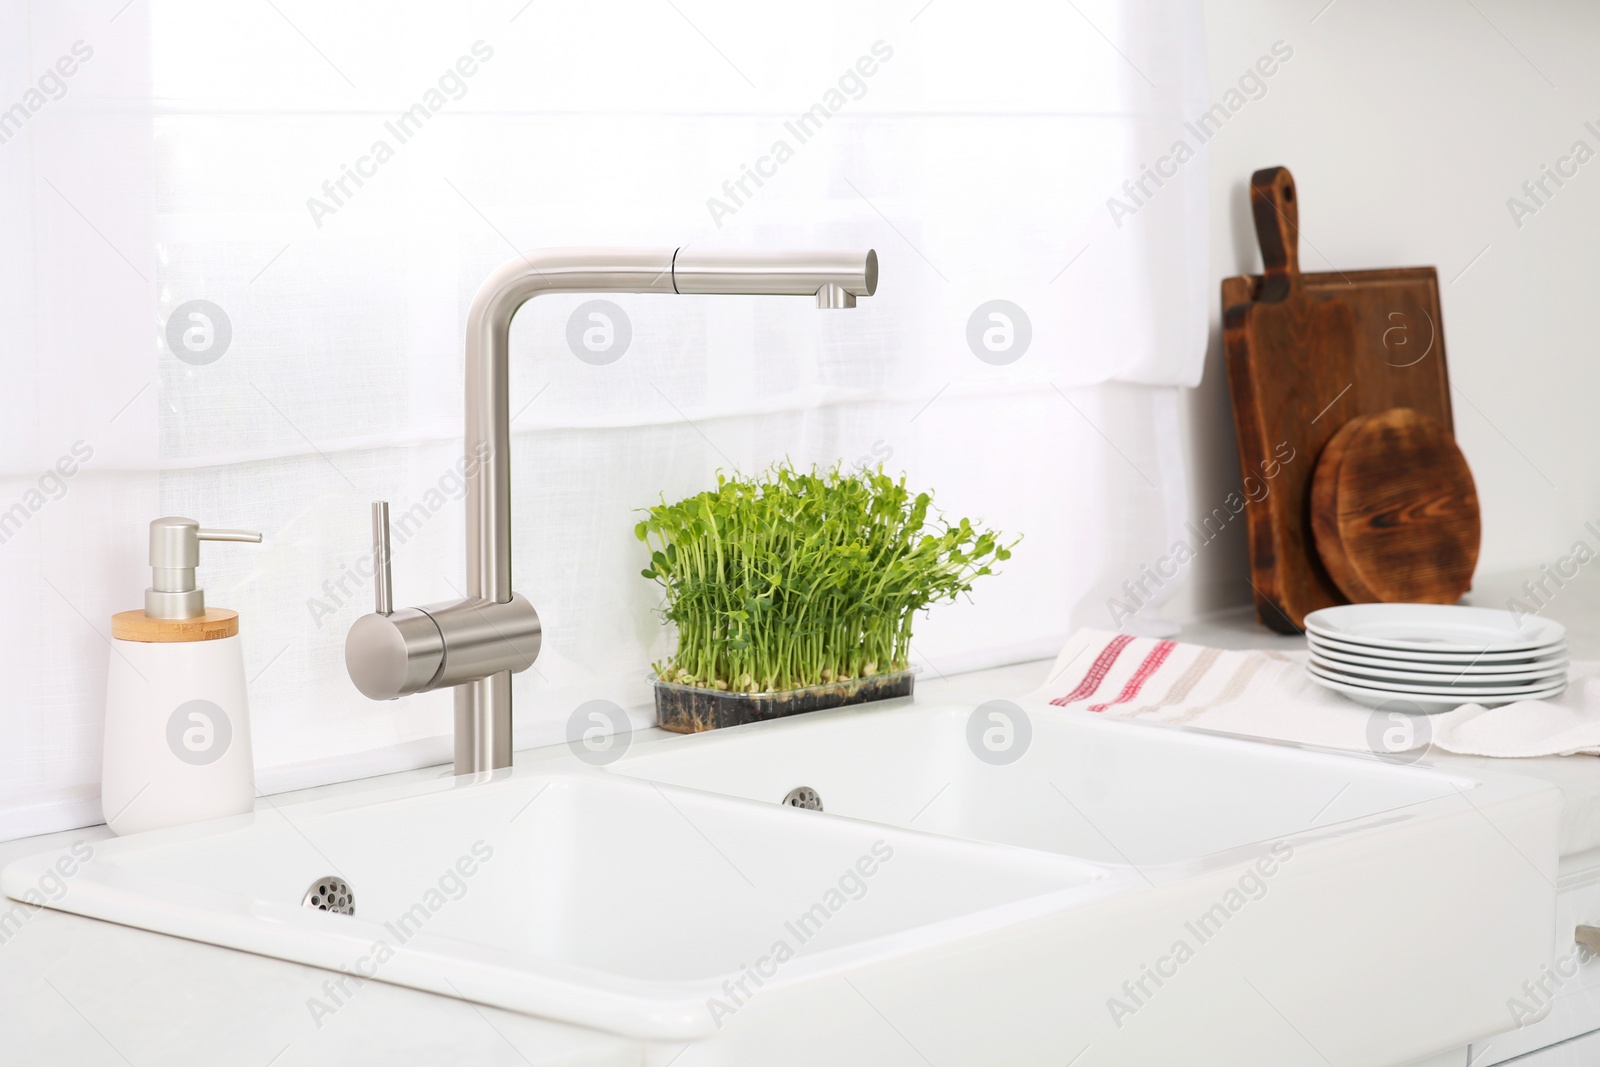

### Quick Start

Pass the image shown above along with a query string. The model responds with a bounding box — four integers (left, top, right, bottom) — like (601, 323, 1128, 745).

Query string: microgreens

(636, 463, 1016, 693)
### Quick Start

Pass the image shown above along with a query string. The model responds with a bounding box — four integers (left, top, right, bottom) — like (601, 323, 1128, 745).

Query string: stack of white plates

(1304, 604, 1568, 712)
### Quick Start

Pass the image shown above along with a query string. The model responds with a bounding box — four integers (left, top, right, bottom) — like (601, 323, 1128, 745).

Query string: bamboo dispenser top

(112, 608, 240, 643)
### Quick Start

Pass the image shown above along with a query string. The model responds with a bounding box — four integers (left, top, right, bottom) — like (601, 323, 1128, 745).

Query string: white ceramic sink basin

(616, 698, 1473, 866)
(611, 699, 1563, 1065)
(4, 697, 1563, 1065)
(0, 768, 1115, 1042)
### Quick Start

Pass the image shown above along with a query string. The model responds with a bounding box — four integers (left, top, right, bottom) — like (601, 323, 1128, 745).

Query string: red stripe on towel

(1050, 634, 1135, 706)
(1089, 641, 1177, 713)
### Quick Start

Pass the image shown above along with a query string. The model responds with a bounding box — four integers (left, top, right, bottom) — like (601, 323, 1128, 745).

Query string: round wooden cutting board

(1309, 408, 1480, 605)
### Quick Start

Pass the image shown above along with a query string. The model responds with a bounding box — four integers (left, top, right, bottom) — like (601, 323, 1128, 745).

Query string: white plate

(1304, 604, 1565, 654)
(1307, 663, 1570, 699)
(1310, 657, 1569, 689)
(1309, 647, 1570, 681)
(1308, 632, 1566, 665)
(1309, 657, 1569, 688)
(1307, 670, 1568, 712)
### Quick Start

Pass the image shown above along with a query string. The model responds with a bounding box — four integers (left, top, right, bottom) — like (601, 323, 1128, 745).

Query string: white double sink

(3, 698, 1561, 1065)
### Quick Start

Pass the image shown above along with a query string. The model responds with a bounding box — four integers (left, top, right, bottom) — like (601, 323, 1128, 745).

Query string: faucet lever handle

(371, 501, 393, 616)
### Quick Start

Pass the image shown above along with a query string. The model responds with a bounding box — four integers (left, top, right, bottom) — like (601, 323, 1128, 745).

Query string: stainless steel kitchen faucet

(344, 247, 879, 774)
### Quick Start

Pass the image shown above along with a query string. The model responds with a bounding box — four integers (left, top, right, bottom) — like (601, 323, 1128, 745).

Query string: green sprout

(636, 463, 1017, 694)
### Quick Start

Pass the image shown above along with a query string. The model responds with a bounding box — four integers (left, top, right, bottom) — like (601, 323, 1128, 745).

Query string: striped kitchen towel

(1027, 628, 1600, 758)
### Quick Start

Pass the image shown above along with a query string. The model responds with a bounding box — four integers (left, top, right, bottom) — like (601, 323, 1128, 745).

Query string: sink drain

(303, 876, 355, 915)
(782, 786, 822, 811)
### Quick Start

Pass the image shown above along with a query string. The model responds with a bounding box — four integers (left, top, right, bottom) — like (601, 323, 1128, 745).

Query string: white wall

(1175, 0, 1600, 620)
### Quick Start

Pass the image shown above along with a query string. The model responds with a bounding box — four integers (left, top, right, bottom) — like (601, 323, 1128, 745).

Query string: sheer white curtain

(1, 0, 1209, 838)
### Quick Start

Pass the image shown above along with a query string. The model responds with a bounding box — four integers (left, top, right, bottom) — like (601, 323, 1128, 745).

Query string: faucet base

(455, 671, 513, 774)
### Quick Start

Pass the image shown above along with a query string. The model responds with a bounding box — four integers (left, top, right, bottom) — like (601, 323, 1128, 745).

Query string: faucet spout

(669, 248, 878, 303)
(347, 246, 879, 775)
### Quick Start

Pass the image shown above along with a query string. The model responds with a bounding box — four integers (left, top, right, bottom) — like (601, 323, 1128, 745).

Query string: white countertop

(6, 579, 1598, 1066)
(1000, 600, 1600, 866)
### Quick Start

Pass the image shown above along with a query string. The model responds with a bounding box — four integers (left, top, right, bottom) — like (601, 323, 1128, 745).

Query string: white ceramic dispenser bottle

(102, 517, 262, 836)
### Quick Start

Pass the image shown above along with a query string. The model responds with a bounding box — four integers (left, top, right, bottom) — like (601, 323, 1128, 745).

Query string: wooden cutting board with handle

(1223, 166, 1456, 633)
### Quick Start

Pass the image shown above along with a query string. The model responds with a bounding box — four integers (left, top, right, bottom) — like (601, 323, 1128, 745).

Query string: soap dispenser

(102, 517, 262, 836)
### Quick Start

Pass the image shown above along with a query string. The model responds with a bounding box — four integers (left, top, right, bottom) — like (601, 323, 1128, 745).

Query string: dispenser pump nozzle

(144, 517, 262, 620)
